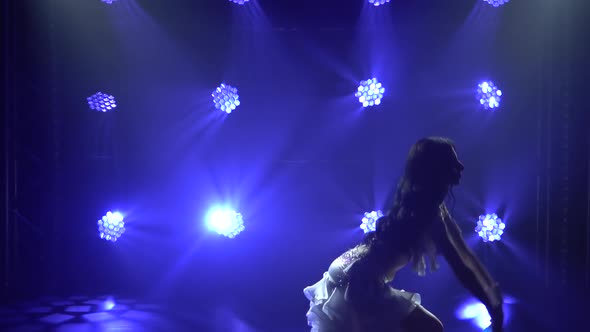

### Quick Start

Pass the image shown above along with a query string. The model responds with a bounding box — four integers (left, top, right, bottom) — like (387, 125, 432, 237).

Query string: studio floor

(0, 294, 562, 332)
(0, 295, 212, 332)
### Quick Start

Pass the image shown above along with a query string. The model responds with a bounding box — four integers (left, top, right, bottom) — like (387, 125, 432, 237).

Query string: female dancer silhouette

(304, 137, 503, 332)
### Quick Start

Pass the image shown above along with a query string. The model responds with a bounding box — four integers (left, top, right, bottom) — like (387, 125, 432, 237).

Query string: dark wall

(2, 0, 57, 300)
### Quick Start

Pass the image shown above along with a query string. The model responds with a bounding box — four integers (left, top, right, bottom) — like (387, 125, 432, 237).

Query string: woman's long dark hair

(362, 137, 457, 255)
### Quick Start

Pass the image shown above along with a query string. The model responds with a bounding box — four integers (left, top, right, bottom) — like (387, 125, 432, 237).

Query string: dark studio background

(2, 0, 589, 331)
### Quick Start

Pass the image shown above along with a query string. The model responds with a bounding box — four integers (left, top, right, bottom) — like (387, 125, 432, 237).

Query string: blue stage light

(477, 81, 502, 110)
(483, 0, 509, 7)
(212, 83, 241, 114)
(97, 211, 125, 242)
(360, 210, 384, 233)
(87, 92, 117, 112)
(206, 208, 245, 238)
(368, 0, 391, 6)
(355, 78, 385, 108)
(475, 213, 505, 242)
(456, 298, 492, 330)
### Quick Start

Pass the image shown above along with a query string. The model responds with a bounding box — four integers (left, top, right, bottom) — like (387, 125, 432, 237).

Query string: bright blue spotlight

(206, 208, 245, 238)
(355, 78, 385, 107)
(360, 210, 384, 233)
(102, 297, 116, 311)
(97, 211, 125, 242)
(229, 0, 250, 4)
(475, 213, 505, 242)
(87, 92, 117, 112)
(101, 0, 118, 4)
(456, 298, 492, 330)
(368, 0, 391, 6)
(477, 81, 502, 110)
(212, 83, 241, 114)
(483, 0, 509, 7)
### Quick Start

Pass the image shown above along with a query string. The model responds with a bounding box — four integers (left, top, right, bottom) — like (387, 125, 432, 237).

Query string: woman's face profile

(448, 146, 464, 185)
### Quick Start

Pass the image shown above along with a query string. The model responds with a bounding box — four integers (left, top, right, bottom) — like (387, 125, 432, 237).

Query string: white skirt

(303, 272, 421, 332)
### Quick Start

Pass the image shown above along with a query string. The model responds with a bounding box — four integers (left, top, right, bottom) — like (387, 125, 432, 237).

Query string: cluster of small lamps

(360, 210, 384, 233)
(97, 211, 125, 242)
(477, 81, 503, 110)
(355, 78, 385, 108)
(212, 83, 241, 114)
(103, 0, 512, 7)
(88, 79, 502, 115)
(98, 207, 246, 242)
(92, 0, 508, 115)
(205, 0, 509, 7)
(475, 213, 505, 242)
(483, 0, 510, 7)
(219, 0, 508, 7)
(94, 0, 508, 242)
(87, 92, 117, 113)
(99, 207, 506, 243)
(358, 210, 506, 243)
(206, 209, 245, 238)
(368, 0, 391, 6)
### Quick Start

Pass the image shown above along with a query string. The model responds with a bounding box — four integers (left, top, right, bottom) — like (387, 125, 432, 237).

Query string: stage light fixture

(212, 83, 241, 114)
(476, 81, 502, 110)
(368, 0, 391, 6)
(98, 211, 125, 242)
(483, 0, 509, 7)
(355, 78, 385, 108)
(456, 298, 492, 330)
(475, 213, 505, 242)
(205, 207, 245, 238)
(360, 210, 384, 233)
(87, 92, 117, 112)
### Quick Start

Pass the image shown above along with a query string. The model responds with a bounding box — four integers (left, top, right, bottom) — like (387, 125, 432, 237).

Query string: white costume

(303, 246, 423, 332)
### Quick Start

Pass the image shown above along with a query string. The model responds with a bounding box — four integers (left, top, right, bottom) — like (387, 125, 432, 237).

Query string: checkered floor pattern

(0, 295, 208, 332)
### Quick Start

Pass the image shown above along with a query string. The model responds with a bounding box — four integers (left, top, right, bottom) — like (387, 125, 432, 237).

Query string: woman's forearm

(456, 251, 503, 309)
(439, 206, 503, 309)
